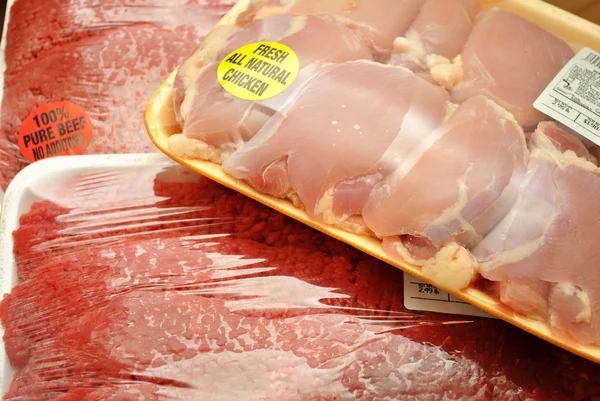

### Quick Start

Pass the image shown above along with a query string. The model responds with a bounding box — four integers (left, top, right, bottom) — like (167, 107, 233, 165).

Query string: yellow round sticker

(217, 41, 300, 101)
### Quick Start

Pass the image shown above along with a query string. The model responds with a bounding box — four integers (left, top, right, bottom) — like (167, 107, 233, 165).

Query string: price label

(534, 48, 600, 145)
(403, 273, 495, 318)
(18, 101, 93, 163)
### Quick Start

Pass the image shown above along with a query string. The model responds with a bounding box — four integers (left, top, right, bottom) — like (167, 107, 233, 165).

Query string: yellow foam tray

(145, 0, 600, 363)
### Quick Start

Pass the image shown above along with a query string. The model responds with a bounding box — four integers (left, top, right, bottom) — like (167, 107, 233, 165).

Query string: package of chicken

(0, 0, 241, 192)
(145, 0, 600, 363)
(2, 153, 600, 399)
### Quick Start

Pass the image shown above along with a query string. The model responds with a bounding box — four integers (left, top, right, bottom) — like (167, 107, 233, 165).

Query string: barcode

(585, 52, 600, 68)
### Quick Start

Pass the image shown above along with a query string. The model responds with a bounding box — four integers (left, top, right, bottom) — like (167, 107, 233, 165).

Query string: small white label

(403, 273, 495, 318)
(534, 48, 600, 145)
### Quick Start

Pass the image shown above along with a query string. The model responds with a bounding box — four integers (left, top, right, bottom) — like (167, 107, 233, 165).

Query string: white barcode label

(534, 48, 600, 145)
(403, 273, 495, 318)
(584, 52, 600, 69)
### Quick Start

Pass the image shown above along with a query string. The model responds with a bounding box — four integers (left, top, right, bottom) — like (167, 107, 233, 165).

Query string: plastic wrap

(0, 0, 238, 190)
(159, 0, 600, 351)
(1, 154, 600, 400)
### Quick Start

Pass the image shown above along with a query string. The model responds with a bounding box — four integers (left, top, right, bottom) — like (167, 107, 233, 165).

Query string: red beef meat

(3, 233, 416, 368)
(3, 170, 600, 400)
(0, 0, 236, 190)
(52, 384, 163, 401)
(4, 291, 509, 400)
(8, 290, 600, 400)
(12, 165, 358, 282)
(3, 0, 235, 73)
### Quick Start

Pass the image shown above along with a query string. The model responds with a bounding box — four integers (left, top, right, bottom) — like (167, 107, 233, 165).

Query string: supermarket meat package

(2, 0, 600, 400)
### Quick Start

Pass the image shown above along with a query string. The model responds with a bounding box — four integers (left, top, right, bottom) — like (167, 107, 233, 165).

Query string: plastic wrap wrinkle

(3, 157, 600, 400)
(0, 0, 238, 190)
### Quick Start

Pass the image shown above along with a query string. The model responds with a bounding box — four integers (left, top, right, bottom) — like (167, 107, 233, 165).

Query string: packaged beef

(2, 155, 600, 400)
(0, 0, 237, 191)
(163, 0, 600, 348)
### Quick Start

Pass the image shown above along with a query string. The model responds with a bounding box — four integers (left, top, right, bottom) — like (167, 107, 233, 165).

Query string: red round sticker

(18, 101, 93, 163)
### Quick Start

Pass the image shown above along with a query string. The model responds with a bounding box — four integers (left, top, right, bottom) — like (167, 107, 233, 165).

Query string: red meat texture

(0, 0, 236, 190)
(2, 167, 600, 400)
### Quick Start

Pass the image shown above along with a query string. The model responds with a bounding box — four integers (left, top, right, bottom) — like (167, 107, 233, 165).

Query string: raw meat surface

(473, 149, 600, 345)
(170, 14, 372, 163)
(172, 24, 244, 125)
(6, 291, 481, 400)
(391, 0, 480, 72)
(256, 0, 426, 60)
(51, 384, 162, 401)
(5, 231, 415, 367)
(498, 278, 551, 322)
(223, 60, 449, 230)
(3, 163, 600, 400)
(530, 121, 597, 164)
(363, 95, 528, 271)
(430, 9, 574, 130)
(0, 0, 237, 190)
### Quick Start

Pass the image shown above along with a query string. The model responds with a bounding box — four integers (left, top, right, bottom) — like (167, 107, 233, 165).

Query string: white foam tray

(0, 0, 15, 209)
(0, 0, 15, 104)
(0, 153, 177, 397)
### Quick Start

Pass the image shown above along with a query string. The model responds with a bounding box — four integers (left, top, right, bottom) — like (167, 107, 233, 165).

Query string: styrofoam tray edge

(0, 0, 16, 208)
(0, 0, 15, 123)
(0, 153, 176, 397)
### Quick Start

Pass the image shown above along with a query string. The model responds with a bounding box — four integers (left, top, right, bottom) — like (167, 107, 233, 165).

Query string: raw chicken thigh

(170, 14, 372, 163)
(474, 139, 600, 344)
(391, 0, 480, 72)
(256, 0, 425, 60)
(362, 95, 527, 291)
(497, 278, 551, 322)
(430, 9, 574, 131)
(529, 121, 597, 164)
(364, 95, 527, 249)
(223, 60, 449, 232)
(172, 24, 243, 125)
